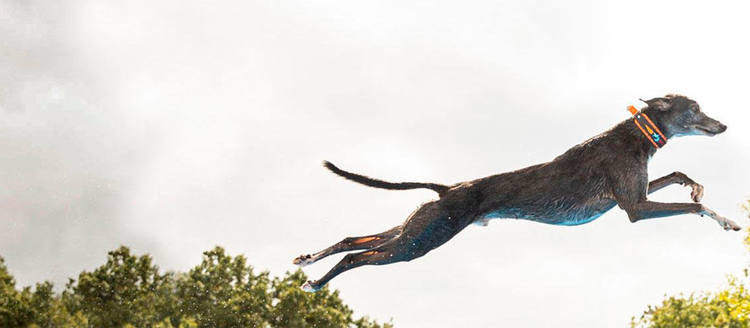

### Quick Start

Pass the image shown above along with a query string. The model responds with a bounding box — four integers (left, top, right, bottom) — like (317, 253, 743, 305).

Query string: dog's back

(296, 95, 738, 292)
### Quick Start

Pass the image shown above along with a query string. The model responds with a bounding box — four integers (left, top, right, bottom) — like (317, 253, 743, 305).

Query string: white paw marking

(293, 254, 316, 267)
(703, 207, 741, 231)
(690, 184, 704, 203)
(301, 281, 318, 293)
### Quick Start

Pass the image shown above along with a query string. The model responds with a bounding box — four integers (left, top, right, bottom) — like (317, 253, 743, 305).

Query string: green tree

(176, 246, 270, 327)
(63, 246, 177, 327)
(176, 246, 392, 328)
(0, 258, 84, 327)
(31, 281, 89, 327)
(0, 256, 32, 327)
(270, 269, 371, 328)
(1, 246, 392, 327)
(633, 200, 750, 327)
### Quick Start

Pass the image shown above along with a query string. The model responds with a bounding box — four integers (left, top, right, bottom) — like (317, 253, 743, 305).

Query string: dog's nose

(718, 123, 728, 133)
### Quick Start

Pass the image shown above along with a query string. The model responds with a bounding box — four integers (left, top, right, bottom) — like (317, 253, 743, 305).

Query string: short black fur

(294, 94, 737, 292)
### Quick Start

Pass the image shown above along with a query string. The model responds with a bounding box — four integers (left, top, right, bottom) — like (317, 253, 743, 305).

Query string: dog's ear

(639, 97, 672, 111)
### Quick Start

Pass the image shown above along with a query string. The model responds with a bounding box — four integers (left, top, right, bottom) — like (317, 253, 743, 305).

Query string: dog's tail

(323, 161, 450, 197)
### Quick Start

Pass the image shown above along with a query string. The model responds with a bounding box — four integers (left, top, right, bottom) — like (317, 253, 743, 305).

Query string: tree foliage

(0, 246, 392, 328)
(633, 200, 750, 328)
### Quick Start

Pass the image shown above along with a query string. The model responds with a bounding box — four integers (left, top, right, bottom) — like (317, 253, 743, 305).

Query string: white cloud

(1, 0, 749, 326)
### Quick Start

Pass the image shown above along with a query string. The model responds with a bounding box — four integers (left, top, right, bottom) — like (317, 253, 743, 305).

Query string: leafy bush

(632, 201, 750, 328)
(0, 246, 392, 328)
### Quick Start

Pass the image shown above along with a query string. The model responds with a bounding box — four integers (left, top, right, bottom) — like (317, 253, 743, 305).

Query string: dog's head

(641, 94, 727, 138)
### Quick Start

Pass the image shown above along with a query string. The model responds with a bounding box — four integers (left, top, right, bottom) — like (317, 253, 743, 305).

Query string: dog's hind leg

(301, 200, 471, 292)
(293, 226, 401, 267)
(301, 243, 405, 292)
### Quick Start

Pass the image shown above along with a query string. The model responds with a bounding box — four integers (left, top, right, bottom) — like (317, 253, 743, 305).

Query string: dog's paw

(720, 219, 741, 231)
(293, 254, 315, 267)
(300, 281, 319, 293)
(690, 184, 704, 203)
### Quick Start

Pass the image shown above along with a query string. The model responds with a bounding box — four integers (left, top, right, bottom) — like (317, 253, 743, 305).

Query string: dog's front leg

(612, 172, 740, 231)
(623, 201, 741, 231)
(648, 171, 704, 202)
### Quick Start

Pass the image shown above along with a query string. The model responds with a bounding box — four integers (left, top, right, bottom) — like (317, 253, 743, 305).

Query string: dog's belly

(482, 198, 617, 226)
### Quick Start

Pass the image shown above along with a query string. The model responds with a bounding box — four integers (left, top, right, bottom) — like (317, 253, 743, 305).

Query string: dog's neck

(640, 107, 673, 139)
(614, 118, 660, 158)
(630, 109, 668, 149)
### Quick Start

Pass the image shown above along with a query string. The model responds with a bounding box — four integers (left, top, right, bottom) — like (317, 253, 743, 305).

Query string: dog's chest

(543, 197, 618, 225)
(482, 196, 617, 226)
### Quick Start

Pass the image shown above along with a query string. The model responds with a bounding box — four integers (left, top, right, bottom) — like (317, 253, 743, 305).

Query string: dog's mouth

(692, 125, 721, 136)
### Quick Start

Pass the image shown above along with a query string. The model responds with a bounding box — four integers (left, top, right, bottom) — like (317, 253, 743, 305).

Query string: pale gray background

(2, 0, 750, 326)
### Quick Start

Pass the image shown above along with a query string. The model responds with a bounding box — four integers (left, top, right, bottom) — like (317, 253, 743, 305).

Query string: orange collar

(628, 106, 667, 149)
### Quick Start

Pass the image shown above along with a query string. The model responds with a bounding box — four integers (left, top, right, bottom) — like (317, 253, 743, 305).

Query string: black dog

(294, 94, 738, 292)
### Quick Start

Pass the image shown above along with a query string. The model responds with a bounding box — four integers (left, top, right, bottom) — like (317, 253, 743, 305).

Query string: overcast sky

(2, 0, 750, 326)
